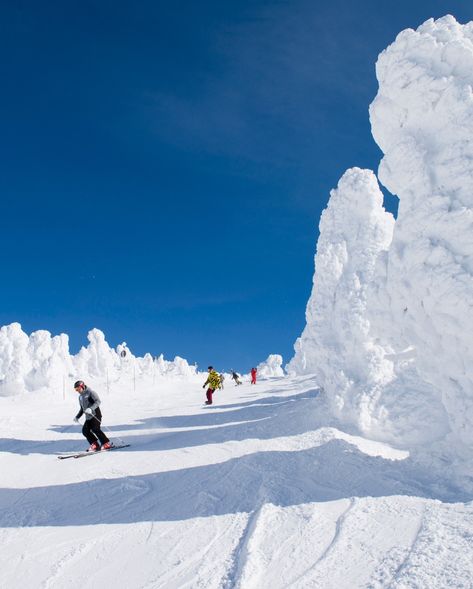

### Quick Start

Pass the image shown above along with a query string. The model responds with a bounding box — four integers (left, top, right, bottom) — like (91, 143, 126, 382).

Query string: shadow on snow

(2, 390, 320, 456)
(1, 382, 470, 528)
(0, 443, 470, 529)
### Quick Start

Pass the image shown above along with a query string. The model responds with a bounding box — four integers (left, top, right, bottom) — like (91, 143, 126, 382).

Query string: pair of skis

(57, 443, 130, 460)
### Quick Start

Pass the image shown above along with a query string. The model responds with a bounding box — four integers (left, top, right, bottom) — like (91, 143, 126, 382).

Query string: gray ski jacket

(75, 387, 102, 421)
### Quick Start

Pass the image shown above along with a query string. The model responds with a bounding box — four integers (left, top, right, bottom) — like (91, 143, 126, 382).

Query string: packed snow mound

(0, 323, 197, 396)
(257, 354, 285, 378)
(290, 15, 473, 476)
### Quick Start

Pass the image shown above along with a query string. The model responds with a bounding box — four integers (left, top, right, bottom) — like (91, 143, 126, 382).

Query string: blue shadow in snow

(4, 389, 320, 456)
(0, 438, 470, 529)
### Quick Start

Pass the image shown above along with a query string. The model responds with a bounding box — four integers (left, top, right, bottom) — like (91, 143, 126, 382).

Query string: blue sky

(1, 0, 472, 372)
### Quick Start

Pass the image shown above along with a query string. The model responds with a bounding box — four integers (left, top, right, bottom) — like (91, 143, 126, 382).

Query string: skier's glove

(73, 417, 79, 424)
(85, 408, 93, 415)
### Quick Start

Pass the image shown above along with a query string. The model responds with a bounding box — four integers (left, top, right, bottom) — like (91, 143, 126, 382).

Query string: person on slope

(73, 380, 111, 451)
(250, 367, 257, 385)
(202, 366, 221, 405)
(231, 370, 242, 386)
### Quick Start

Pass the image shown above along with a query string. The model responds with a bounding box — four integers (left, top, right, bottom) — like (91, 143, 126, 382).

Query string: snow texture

(1, 375, 473, 589)
(287, 168, 395, 433)
(257, 354, 285, 378)
(370, 14, 473, 471)
(0, 323, 197, 396)
(289, 15, 473, 481)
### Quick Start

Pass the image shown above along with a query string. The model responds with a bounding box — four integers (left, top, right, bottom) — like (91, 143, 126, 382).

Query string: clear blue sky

(1, 0, 472, 372)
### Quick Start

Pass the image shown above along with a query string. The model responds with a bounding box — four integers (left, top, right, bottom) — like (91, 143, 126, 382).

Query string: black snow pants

(82, 408, 109, 446)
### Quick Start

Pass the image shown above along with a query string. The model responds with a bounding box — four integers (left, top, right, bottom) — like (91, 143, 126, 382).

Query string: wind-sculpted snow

(290, 15, 473, 478)
(369, 15, 473, 465)
(257, 354, 285, 378)
(287, 168, 395, 432)
(0, 323, 31, 395)
(0, 323, 196, 395)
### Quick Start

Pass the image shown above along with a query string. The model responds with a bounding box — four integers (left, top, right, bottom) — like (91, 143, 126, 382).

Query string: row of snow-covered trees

(0, 323, 197, 395)
(0, 323, 286, 396)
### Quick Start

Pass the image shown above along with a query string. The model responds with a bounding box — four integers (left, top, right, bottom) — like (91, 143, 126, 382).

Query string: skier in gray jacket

(73, 380, 111, 452)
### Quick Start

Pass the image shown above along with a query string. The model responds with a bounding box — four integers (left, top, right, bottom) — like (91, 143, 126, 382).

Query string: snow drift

(289, 15, 473, 477)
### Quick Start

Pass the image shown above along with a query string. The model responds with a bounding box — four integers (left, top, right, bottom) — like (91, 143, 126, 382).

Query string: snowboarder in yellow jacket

(202, 366, 221, 405)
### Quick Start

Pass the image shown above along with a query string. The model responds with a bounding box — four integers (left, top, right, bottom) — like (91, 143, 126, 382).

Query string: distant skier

(73, 380, 111, 451)
(202, 366, 221, 405)
(231, 371, 242, 385)
(219, 373, 225, 390)
(251, 367, 257, 385)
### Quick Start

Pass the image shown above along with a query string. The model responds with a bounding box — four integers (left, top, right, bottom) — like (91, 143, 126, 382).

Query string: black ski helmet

(74, 380, 85, 389)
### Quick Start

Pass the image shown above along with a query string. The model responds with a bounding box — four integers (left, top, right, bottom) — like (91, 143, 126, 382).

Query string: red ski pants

(206, 388, 215, 404)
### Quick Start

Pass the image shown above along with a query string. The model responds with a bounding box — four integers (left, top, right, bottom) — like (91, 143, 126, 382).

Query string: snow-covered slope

(1, 376, 472, 588)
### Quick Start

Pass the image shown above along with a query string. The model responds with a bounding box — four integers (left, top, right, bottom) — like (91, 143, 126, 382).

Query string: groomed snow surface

(1, 374, 473, 588)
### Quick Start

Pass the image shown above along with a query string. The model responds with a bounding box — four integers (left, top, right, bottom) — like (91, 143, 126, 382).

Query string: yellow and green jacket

(204, 370, 221, 390)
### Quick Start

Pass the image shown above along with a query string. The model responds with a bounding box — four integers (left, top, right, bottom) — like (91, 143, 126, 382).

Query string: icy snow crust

(289, 15, 473, 480)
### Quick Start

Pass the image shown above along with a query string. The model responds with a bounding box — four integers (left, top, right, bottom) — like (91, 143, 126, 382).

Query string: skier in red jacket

(251, 367, 257, 385)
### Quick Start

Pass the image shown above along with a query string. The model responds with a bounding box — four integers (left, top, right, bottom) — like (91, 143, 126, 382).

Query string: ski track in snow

(222, 476, 268, 589)
(296, 497, 356, 588)
(1, 376, 473, 588)
(310, 496, 356, 566)
(43, 539, 99, 589)
(387, 503, 473, 589)
(384, 505, 426, 588)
